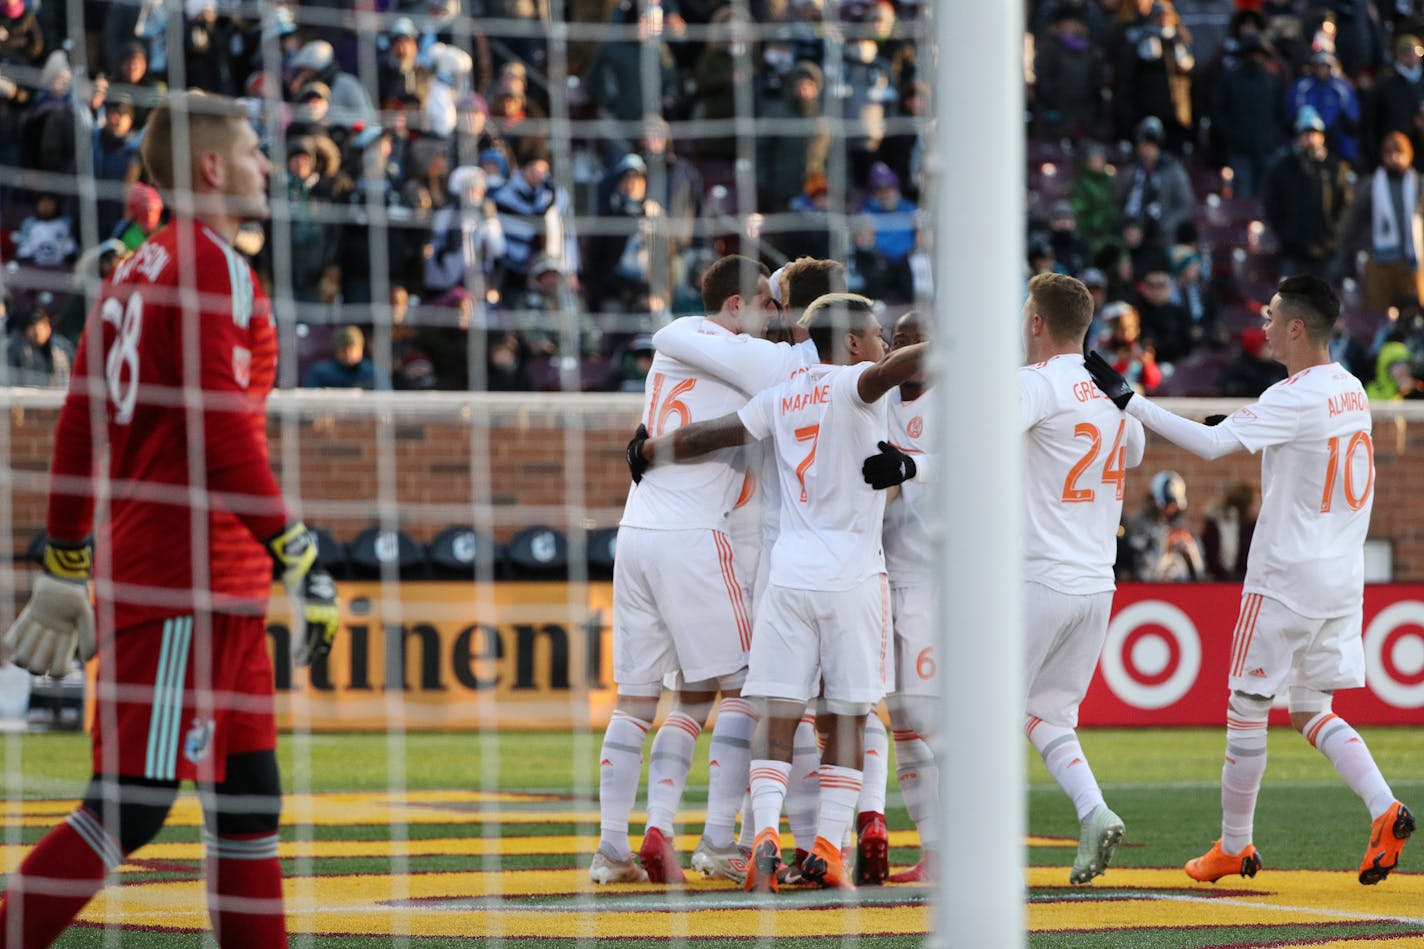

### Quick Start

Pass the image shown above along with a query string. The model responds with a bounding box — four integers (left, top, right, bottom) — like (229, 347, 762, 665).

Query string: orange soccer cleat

(800, 835, 856, 890)
(744, 828, 782, 894)
(639, 826, 685, 884)
(1185, 839, 1262, 883)
(1359, 801, 1414, 885)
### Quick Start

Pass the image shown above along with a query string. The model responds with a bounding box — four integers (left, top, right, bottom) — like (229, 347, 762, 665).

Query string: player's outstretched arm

(3, 538, 96, 677)
(1085, 351, 1245, 460)
(626, 412, 752, 481)
(651, 318, 802, 393)
(857, 342, 928, 404)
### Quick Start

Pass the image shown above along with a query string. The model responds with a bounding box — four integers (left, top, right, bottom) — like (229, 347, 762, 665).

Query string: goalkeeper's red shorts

(90, 612, 276, 784)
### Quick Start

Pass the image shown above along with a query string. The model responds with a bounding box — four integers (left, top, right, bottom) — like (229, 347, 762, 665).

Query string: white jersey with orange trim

(739, 361, 889, 592)
(1219, 364, 1374, 618)
(620, 321, 772, 532)
(883, 385, 934, 583)
(1020, 353, 1146, 595)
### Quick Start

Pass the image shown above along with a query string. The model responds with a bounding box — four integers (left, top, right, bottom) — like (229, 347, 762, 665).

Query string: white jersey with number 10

(1020, 354, 1146, 595)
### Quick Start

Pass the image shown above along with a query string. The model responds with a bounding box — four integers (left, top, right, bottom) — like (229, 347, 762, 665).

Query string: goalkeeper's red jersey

(47, 218, 290, 631)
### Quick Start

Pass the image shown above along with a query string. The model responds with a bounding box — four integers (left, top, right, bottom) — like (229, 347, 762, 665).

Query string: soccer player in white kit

(864, 311, 940, 883)
(592, 255, 785, 885)
(628, 293, 928, 891)
(648, 259, 830, 884)
(1086, 274, 1414, 885)
(1021, 273, 1146, 885)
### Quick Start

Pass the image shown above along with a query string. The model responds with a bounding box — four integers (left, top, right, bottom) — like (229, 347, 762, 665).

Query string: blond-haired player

(1022, 272, 1146, 885)
(629, 294, 927, 891)
(1087, 274, 1414, 885)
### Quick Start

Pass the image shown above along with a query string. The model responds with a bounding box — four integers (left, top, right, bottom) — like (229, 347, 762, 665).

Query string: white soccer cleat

(1070, 804, 1125, 885)
(691, 836, 750, 885)
(589, 846, 650, 884)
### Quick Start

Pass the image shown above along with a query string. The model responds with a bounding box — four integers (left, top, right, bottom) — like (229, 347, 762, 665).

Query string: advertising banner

(263, 582, 1424, 731)
(1080, 584, 1424, 726)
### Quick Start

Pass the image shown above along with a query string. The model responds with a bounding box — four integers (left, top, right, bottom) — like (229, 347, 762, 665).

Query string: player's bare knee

(82, 775, 178, 856)
(615, 683, 661, 723)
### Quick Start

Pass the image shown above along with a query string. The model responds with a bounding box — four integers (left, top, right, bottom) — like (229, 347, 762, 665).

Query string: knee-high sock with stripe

(893, 728, 940, 849)
(749, 759, 793, 838)
(1220, 695, 1270, 853)
(644, 711, 702, 837)
(702, 697, 757, 848)
(784, 713, 821, 853)
(598, 710, 651, 860)
(1026, 717, 1105, 823)
(205, 832, 288, 947)
(857, 715, 889, 817)
(1302, 711, 1396, 820)
(0, 807, 122, 948)
(816, 765, 864, 847)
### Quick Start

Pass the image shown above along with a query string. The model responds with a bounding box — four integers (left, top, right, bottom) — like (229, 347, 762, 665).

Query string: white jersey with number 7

(1020, 354, 1146, 595)
(739, 361, 889, 592)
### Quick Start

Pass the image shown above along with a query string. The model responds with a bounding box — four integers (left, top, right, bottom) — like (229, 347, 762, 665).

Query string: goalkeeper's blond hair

(140, 90, 252, 193)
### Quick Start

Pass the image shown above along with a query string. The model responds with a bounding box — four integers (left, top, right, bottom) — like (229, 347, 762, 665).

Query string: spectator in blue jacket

(1289, 51, 1361, 166)
(302, 325, 391, 390)
(859, 161, 916, 265)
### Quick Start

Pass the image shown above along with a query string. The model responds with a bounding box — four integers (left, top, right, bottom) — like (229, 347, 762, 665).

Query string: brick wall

(6, 391, 1424, 580)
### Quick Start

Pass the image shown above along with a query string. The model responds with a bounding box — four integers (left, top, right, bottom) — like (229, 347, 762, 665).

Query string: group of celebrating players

(602, 262, 1414, 898)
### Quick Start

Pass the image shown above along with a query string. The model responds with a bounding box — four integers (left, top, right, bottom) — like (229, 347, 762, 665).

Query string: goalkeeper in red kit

(0, 91, 338, 949)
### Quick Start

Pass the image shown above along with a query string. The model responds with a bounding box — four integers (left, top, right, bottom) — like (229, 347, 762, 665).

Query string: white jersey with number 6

(883, 387, 933, 583)
(739, 361, 889, 592)
(1020, 354, 1146, 595)
(1219, 364, 1373, 619)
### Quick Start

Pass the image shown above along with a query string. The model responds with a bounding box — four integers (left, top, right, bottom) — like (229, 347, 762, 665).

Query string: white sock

(857, 715, 889, 816)
(785, 714, 821, 853)
(1220, 713, 1268, 853)
(816, 764, 863, 846)
(702, 697, 757, 848)
(644, 711, 701, 836)
(893, 728, 939, 849)
(1305, 711, 1396, 820)
(749, 759, 792, 837)
(1026, 717, 1104, 823)
(598, 710, 651, 859)
(738, 791, 754, 848)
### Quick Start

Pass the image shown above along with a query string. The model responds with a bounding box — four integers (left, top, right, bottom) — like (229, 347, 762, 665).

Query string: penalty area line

(1143, 890, 1424, 927)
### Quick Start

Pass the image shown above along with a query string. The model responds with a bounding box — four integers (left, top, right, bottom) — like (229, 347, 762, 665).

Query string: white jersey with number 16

(1020, 354, 1146, 595)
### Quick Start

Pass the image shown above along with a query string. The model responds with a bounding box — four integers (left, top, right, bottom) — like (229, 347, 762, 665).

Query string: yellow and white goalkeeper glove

(265, 522, 340, 666)
(4, 539, 96, 677)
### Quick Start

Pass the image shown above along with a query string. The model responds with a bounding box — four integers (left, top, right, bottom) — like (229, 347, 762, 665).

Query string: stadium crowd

(0, 0, 926, 392)
(5, 0, 1424, 397)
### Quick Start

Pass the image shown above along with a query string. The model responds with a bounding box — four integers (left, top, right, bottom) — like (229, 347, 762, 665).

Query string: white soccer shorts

(1226, 592, 1365, 697)
(742, 574, 892, 705)
(891, 581, 938, 698)
(612, 526, 753, 688)
(1023, 581, 1113, 729)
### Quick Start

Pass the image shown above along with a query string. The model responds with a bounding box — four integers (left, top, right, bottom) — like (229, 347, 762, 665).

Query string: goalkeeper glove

(862, 441, 917, 490)
(1084, 351, 1135, 410)
(265, 522, 340, 666)
(1204, 414, 1227, 426)
(4, 538, 96, 677)
(626, 423, 650, 484)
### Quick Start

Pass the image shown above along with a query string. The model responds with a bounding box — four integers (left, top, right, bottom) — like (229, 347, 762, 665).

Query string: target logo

(1363, 601, 1424, 709)
(1101, 600, 1202, 709)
